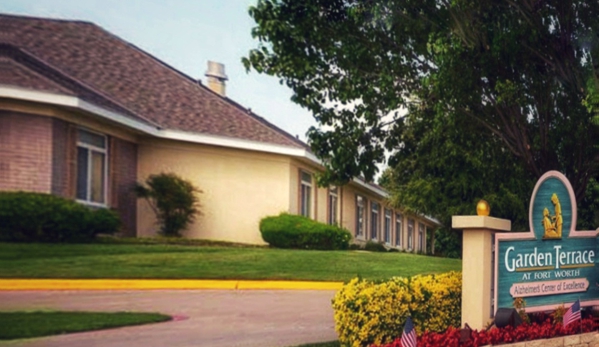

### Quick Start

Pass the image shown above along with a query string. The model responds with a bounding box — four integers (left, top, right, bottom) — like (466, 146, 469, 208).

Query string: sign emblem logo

(542, 193, 562, 240)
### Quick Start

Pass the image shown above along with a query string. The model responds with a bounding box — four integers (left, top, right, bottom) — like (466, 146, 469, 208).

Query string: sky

(0, 0, 317, 141)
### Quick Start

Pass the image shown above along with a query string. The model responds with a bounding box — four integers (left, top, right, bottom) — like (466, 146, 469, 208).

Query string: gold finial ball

(476, 200, 490, 216)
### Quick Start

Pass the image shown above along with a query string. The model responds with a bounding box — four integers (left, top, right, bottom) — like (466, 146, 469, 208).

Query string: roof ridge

(76, 18, 310, 149)
(0, 12, 203, 89)
(0, 43, 161, 128)
(0, 12, 95, 25)
(0, 13, 309, 148)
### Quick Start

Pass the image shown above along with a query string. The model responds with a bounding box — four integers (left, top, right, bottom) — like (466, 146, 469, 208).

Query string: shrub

(134, 173, 201, 237)
(348, 243, 363, 250)
(364, 240, 388, 252)
(332, 271, 461, 347)
(260, 213, 352, 250)
(0, 191, 120, 242)
(88, 208, 122, 237)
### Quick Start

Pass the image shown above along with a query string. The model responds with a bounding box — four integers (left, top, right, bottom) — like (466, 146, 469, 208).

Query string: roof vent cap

(205, 61, 228, 96)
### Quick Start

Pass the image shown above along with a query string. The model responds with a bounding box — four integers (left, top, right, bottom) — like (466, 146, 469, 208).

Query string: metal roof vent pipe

(205, 61, 228, 97)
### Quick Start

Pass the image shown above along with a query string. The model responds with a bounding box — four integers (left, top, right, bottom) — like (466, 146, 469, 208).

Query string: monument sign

(495, 171, 599, 311)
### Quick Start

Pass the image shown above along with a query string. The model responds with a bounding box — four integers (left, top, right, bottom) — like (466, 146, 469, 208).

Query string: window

(328, 186, 338, 225)
(395, 213, 402, 247)
(355, 195, 365, 237)
(370, 202, 379, 240)
(384, 209, 392, 244)
(408, 218, 414, 250)
(300, 170, 312, 217)
(76, 129, 107, 205)
(419, 223, 425, 252)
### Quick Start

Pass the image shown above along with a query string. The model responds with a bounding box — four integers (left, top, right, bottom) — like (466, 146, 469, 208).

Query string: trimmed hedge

(259, 213, 351, 250)
(0, 192, 121, 243)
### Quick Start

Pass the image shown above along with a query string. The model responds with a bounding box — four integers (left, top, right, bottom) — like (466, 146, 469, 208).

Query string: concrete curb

(0, 279, 344, 291)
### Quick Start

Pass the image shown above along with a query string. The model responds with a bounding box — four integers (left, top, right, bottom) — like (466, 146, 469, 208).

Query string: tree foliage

(134, 173, 202, 237)
(244, 0, 599, 229)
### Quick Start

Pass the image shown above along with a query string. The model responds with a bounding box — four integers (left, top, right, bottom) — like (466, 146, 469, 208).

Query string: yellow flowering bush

(332, 271, 461, 347)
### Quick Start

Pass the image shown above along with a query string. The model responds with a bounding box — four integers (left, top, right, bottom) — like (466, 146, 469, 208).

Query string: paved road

(0, 290, 339, 347)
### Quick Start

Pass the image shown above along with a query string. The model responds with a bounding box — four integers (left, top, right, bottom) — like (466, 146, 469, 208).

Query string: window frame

(418, 223, 425, 252)
(328, 186, 338, 225)
(395, 213, 402, 247)
(76, 128, 108, 207)
(384, 208, 392, 244)
(408, 218, 415, 250)
(299, 170, 313, 218)
(355, 195, 366, 238)
(370, 201, 379, 240)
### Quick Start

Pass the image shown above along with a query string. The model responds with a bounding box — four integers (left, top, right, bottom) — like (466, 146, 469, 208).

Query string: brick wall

(110, 137, 138, 236)
(0, 111, 138, 236)
(51, 118, 72, 197)
(488, 332, 599, 347)
(0, 111, 52, 193)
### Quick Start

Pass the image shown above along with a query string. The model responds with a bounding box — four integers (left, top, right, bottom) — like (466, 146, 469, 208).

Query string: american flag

(401, 316, 417, 347)
(563, 299, 581, 328)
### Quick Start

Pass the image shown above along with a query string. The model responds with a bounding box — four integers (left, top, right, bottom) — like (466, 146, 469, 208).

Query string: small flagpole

(579, 297, 582, 335)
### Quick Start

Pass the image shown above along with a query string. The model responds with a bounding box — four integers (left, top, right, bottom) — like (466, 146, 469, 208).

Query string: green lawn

(0, 242, 460, 281)
(0, 311, 171, 340)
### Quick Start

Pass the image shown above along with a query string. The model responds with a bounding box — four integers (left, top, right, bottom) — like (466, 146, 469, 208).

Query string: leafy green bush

(348, 243, 363, 250)
(260, 213, 351, 250)
(87, 208, 122, 236)
(364, 240, 388, 252)
(134, 173, 201, 237)
(0, 192, 120, 242)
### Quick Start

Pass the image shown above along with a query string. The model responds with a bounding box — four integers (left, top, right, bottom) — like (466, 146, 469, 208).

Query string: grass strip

(0, 311, 171, 340)
(0, 242, 461, 282)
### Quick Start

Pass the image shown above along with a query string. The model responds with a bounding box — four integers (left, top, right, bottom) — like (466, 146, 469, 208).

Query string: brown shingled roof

(0, 13, 307, 149)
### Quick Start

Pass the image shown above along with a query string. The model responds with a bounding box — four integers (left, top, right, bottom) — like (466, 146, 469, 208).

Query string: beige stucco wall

(316, 185, 327, 223)
(340, 185, 358, 239)
(137, 139, 292, 244)
(289, 164, 300, 216)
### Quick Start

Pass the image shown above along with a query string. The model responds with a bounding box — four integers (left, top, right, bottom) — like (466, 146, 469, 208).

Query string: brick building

(0, 14, 439, 251)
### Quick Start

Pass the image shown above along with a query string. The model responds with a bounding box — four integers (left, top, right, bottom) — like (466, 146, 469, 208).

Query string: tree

(244, 0, 599, 227)
(134, 173, 202, 237)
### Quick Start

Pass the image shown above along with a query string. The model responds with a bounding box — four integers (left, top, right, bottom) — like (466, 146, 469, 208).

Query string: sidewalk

(0, 289, 339, 347)
(0, 279, 344, 291)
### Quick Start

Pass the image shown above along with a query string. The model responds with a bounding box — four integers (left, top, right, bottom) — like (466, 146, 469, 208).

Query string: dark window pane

(76, 147, 88, 200)
(301, 171, 312, 183)
(301, 184, 311, 217)
(90, 151, 105, 203)
(78, 129, 106, 148)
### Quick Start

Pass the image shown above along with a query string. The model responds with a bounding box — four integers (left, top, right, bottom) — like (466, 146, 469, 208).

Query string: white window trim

(76, 128, 108, 207)
(300, 170, 313, 218)
(328, 186, 338, 225)
(418, 223, 425, 252)
(355, 195, 366, 239)
(384, 209, 392, 245)
(370, 202, 379, 241)
(408, 219, 415, 251)
(395, 213, 402, 247)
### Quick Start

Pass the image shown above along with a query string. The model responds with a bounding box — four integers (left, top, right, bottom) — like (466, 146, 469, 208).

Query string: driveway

(0, 290, 339, 347)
